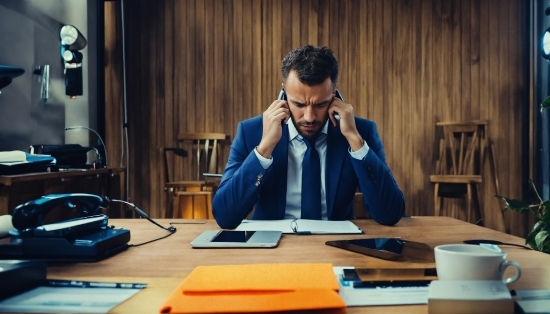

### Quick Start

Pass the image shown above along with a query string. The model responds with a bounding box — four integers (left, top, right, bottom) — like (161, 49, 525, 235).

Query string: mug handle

(500, 260, 522, 284)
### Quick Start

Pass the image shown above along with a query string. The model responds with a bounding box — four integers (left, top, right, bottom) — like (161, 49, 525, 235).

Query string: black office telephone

(11, 193, 104, 231)
(1, 193, 130, 262)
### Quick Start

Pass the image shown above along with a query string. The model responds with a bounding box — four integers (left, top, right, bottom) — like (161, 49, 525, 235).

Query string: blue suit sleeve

(212, 121, 269, 229)
(353, 121, 405, 225)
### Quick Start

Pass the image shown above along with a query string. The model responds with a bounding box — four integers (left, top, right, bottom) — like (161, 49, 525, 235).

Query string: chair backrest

(434, 121, 487, 176)
(177, 133, 227, 181)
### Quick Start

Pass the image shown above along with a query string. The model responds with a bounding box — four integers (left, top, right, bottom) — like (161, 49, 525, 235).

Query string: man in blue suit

(213, 45, 404, 229)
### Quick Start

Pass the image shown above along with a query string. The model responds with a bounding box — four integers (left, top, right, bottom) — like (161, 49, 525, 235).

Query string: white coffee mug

(434, 244, 522, 284)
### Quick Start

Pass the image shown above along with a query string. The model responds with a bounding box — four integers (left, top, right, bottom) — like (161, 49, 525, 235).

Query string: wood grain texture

(104, 0, 530, 237)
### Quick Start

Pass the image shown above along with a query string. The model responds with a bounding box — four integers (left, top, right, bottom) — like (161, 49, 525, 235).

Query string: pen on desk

(47, 280, 147, 289)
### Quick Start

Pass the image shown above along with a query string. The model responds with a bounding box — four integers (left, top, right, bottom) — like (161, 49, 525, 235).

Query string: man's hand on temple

(257, 99, 290, 158)
(329, 97, 364, 151)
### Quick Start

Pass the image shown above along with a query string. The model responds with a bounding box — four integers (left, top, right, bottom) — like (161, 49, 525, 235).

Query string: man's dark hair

(281, 45, 338, 87)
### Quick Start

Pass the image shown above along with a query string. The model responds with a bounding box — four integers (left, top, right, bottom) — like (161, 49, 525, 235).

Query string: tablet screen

(211, 231, 256, 243)
(346, 238, 405, 254)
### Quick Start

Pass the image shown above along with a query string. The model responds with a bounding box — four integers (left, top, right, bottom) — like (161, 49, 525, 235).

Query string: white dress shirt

(254, 118, 369, 219)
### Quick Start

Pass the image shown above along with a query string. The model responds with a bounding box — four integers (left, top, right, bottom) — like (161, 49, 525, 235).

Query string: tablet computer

(325, 238, 434, 262)
(190, 230, 282, 248)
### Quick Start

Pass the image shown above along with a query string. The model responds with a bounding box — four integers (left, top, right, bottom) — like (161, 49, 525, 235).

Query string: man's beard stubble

(290, 113, 327, 140)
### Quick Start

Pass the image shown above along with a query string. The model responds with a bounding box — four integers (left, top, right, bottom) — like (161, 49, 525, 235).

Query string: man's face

(284, 70, 334, 139)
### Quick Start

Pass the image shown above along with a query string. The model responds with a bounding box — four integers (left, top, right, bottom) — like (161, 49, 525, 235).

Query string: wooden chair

(430, 121, 488, 224)
(163, 133, 227, 218)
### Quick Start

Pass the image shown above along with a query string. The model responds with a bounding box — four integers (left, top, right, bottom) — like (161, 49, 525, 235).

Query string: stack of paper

(160, 263, 346, 313)
(0, 151, 27, 164)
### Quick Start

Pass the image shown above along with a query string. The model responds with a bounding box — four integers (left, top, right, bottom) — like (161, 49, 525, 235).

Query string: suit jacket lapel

(271, 125, 289, 217)
(326, 124, 347, 219)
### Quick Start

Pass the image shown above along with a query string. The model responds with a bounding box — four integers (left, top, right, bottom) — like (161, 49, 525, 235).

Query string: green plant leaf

(535, 230, 550, 251)
(496, 195, 531, 213)
(543, 96, 550, 109)
(526, 221, 547, 248)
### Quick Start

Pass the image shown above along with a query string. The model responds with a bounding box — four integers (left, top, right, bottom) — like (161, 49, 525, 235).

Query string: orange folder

(159, 263, 346, 313)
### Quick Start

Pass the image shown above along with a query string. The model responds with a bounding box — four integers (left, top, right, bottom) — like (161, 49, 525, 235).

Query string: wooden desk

(0, 168, 125, 217)
(45, 217, 550, 313)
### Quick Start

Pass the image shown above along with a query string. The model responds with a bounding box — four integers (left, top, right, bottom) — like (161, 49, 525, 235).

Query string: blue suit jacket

(212, 116, 405, 229)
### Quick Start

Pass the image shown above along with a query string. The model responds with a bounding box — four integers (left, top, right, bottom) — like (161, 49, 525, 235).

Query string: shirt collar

(287, 118, 329, 141)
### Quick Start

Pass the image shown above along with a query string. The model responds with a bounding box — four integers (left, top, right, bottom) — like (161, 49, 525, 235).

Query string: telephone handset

(277, 88, 344, 121)
(11, 193, 104, 231)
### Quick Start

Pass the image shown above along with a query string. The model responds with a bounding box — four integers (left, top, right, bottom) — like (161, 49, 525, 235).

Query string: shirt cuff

(349, 140, 370, 160)
(254, 147, 273, 169)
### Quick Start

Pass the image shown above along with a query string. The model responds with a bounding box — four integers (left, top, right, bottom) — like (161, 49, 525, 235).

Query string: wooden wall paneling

(348, 0, 359, 117)
(318, 0, 329, 47)
(371, 0, 384, 150)
(171, 0, 185, 213)
(381, 0, 395, 210)
(233, 0, 243, 130)
(252, 0, 262, 116)
(361, 0, 371, 121)
(490, 1, 505, 231)
(104, 1, 123, 172)
(479, 1, 496, 229)
(328, 0, 339, 78)
(181, 0, 195, 186)
(498, 1, 509, 229)
(392, 0, 405, 200)
(195, 0, 206, 133)
(461, 0, 473, 120)
(470, 0, 480, 117)
(273, 0, 283, 94)
(224, 0, 234, 137)
(215, 1, 227, 133)
(204, 0, 214, 134)
(159, 0, 174, 217)
(417, 0, 432, 216)
(509, 0, 528, 236)
(410, 0, 421, 216)
(337, 0, 349, 99)
(262, 1, 272, 112)
(405, 0, 414, 215)
(242, 0, 252, 121)
(150, 0, 162, 217)
(451, 0, 462, 120)
(291, 1, 301, 50)
(281, 1, 293, 73)
(300, 0, 310, 45)
(431, 0, 444, 216)
(308, 0, 318, 46)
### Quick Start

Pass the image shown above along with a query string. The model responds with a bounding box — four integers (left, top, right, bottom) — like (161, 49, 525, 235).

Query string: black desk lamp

(60, 25, 87, 99)
(0, 65, 24, 93)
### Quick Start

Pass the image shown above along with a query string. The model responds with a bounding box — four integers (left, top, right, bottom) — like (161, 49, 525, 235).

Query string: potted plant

(497, 180, 550, 253)
(496, 97, 550, 253)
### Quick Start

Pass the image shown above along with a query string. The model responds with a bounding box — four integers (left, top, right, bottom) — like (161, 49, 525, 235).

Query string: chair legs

(172, 191, 213, 219)
(434, 183, 441, 216)
(433, 183, 481, 224)
(466, 184, 472, 223)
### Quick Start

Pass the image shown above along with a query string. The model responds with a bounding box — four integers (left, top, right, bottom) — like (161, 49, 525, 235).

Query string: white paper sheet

(0, 285, 143, 313)
(236, 219, 363, 234)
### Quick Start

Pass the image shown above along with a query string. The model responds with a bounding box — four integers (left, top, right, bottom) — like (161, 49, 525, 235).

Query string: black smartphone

(325, 238, 434, 262)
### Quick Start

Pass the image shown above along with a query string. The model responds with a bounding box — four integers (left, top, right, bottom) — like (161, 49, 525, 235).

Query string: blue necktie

(301, 137, 322, 219)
